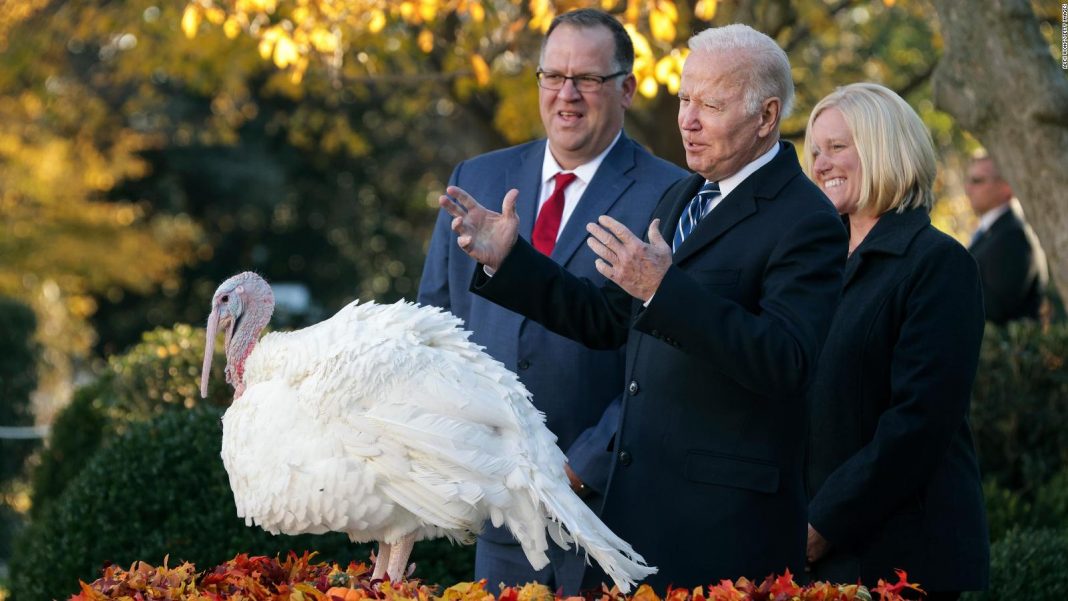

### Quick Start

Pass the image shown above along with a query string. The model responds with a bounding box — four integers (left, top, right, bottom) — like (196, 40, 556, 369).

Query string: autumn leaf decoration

(69, 553, 923, 601)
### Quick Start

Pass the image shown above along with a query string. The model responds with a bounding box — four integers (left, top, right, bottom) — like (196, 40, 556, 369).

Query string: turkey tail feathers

(531, 478, 657, 594)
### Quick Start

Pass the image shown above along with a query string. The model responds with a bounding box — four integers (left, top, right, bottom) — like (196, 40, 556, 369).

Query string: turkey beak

(201, 305, 220, 399)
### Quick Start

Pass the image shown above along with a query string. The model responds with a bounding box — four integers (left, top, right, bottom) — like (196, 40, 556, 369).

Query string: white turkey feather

(206, 273, 655, 592)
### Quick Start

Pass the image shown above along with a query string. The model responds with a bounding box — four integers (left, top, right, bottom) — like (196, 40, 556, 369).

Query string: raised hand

(440, 186, 520, 271)
(586, 217, 672, 302)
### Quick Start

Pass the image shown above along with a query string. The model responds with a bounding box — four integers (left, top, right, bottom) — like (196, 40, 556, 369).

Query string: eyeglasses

(535, 70, 627, 92)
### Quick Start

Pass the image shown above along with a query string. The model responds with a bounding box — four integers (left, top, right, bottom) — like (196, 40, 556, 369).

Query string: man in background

(417, 8, 684, 593)
(965, 155, 1048, 325)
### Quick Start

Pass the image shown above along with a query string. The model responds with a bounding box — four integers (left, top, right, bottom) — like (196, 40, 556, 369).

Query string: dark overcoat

(474, 142, 848, 589)
(968, 202, 1047, 325)
(806, 207, 990, 592)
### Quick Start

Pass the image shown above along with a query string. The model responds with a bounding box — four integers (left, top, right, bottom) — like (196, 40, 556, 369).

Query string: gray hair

(688, 24, 794, 118)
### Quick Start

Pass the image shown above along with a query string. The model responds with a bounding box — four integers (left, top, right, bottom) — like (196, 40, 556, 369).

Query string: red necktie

(532, 172, 578, 256)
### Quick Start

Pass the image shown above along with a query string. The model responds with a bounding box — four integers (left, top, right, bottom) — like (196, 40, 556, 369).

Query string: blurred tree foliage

(0, 0, 1008, 411)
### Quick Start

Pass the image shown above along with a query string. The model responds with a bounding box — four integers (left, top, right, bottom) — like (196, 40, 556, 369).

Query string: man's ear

(621, 73, 637, 108)
(757, 97, 782, 138)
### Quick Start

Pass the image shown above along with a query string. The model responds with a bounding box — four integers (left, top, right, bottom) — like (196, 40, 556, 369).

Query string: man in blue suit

(439, 24, 847, 589)
(417, 8, 685, 593)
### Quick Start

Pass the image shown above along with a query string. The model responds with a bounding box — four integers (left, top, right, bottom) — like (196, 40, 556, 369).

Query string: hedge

(12, 405, 474, 601)
(961, 528, 1068, 600)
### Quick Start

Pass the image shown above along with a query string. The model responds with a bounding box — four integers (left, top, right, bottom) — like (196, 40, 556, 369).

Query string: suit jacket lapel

(672, 181, 757, 264)
(552, 135, 638, 265)
(511, 141, 547, 243)
(671, 142, 806, 264)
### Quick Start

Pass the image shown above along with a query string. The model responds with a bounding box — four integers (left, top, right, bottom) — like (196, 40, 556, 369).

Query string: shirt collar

(715, 142, 780, 199)
(542, 130, 623, 185)
(977, 201, 1012, 233)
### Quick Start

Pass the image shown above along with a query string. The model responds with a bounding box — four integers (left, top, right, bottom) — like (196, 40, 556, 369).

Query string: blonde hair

(804, 82, 936, 214)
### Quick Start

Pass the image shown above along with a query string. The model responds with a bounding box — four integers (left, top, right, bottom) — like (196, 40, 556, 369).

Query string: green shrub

(11, 407, 361, 601)
(102, 323, 231, 423)
(0, 296, 39, 484)
(1034, 468, 1068, 530)
(986, 466, 1068, 541)
(12, 406, 474, 600)
(962, 528, 1068, 600)
(971, 321, 1068, 494)
(28, 324, 228, 517)
(27, 382, 110, 520)
(983, 478, 1034, 543)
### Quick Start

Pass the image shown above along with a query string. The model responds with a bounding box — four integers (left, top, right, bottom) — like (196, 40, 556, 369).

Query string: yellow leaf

(657, 0, 678, 21)
(694, 0, 717, 21)
(223, 17, 243, 39)
(470, 53, 491, 86)
(528, 0, 553, 32)
(884, 0, 896, 5)
(625, 24, 652, 57)
(666, 72, 680, 94)
(419, 0, 437, 23)
(649, 10, 675, 42)
(638, 76, 658, 98)
(310, 27, 337, 53)
(273, 33, 298, 68)
(417, 29, 433, 53)
(180, 5, 201, 39)
(600, 0, 616, 9)
(469, 2, 485, 23)
(205, 7, 226, 25)
(624, 0, 640, 24)
(654, 54, 675, 81)
(368, 10, 386, 33)
(258, 36, 274, 60)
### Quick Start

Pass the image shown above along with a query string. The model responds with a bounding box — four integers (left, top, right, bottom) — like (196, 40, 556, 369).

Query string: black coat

(806, 207, 990, 592)
(473, 142, 847, 589)
(968, 203, 1047, 325)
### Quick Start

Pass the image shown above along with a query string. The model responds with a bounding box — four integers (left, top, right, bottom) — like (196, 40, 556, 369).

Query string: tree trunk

(931, 0, 1068, 303)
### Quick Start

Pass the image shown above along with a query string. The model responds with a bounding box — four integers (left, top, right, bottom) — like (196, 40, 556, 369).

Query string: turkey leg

(386, 533, 416, 581)
(372, 542, 391, 581)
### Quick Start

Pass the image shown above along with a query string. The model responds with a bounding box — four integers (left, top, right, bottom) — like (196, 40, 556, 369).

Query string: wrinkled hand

(440, 185, 519, 271)
(586, 217, 672, 301)
(806, 523, 830, 565)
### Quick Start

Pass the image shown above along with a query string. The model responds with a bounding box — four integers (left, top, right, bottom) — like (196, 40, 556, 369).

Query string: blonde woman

(802, 83, 988, 599)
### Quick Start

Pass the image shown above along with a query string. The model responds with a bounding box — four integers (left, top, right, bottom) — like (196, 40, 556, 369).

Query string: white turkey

(200, 271, 655, 592)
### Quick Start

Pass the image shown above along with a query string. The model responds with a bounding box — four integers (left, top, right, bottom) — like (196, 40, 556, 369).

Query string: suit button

(618, 450, 632, 466)
(517, 359, 531, 370)
(628, 380, 639, 395)
(650, 329, 661, 338)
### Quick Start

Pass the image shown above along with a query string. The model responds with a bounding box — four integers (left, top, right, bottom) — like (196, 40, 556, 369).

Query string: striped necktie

(672, 181, 720, 253)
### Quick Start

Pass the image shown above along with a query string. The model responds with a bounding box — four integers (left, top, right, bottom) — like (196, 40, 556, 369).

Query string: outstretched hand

(440, 186, 520, 271)
(586, 217, 672, 301)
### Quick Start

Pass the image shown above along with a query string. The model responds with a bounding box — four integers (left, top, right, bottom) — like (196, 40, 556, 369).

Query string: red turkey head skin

(201, 272, 275, 399)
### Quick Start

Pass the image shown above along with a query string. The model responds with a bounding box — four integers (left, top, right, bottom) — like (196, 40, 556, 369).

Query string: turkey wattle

(200, 271, 655, 591)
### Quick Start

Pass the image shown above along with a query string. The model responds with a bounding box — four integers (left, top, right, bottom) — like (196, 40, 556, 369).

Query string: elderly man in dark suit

(418, 9, 685, 593)
(965, 155, 1048, 325)
(438, 24, 847, 589)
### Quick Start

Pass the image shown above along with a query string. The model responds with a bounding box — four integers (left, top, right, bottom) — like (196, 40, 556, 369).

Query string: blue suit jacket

(418, 133, 685, 543)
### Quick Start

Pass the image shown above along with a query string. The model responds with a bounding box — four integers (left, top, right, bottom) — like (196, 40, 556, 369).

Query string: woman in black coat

(802, 83, 989, 599)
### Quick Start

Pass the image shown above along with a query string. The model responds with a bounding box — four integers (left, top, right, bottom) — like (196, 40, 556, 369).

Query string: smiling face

(807, 107, 863, 215)
(676, 49, 780, 182)
(538, 23, 635, 170)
